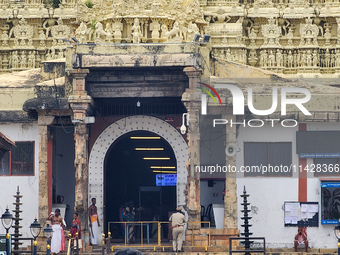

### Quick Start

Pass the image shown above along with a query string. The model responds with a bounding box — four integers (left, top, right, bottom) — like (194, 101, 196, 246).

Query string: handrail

(107, 220, 211, 251)
(66, 233, 80, 255)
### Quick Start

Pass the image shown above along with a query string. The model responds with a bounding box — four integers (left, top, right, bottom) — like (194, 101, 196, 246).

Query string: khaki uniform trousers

(172, 226, 184, 252)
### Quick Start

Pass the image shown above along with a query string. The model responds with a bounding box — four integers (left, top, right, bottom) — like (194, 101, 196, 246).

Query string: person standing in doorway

(169, 207, 186, 252)
(46, 209, 65, 255)
(89, 198, 100, 245)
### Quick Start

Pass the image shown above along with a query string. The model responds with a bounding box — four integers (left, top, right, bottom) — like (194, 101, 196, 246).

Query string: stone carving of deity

(225, 48, 231, 61)
(161, 24, 168, 39)
(312, 50, 318, 67)
(324, 48, 330, 68)
(132, 18, 142, 43)
(75, 22, 88, 44)
(268, 50, 275, 67)
(20, 51, 26, 68)
(287, 50, 293, 68)
(259, 50, 268, 67)
(324, 28, 331, 46)
(11, 51, 19, 69)
(261, 18, 281, 47)
(335, 49, 340, 67)
(286, 28, 293, 47)
(1, 31, 9, 47)
(28, 51, 35, 68)
(299, 17, 319, 47)
(276, 50, 283, 67)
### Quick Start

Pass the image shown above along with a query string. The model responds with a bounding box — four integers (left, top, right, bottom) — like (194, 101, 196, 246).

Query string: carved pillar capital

(70, 68, 89, 93)
(183, 67, 203, 89)
(69, 68, 93, 121)
(38, 115, 55, 126)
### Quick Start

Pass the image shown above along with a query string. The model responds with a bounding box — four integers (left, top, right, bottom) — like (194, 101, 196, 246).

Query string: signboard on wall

(156, 174, 177, 186)
(299, 153, 340, 158)
(321, 182, 340, 224)
(284, 202, 319, 227)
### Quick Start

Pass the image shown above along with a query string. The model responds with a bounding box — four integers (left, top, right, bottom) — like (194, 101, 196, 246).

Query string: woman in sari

(70, 213, 82, 250)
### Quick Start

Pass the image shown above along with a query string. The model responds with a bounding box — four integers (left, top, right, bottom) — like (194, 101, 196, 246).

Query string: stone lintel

(81, 53, 200, 68)
(90, 86, 185, 98)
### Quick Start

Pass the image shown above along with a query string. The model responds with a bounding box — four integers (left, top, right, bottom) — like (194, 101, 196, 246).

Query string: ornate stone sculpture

(51, 17, 71, 45)
(95, 22, 113, 42)
(165, 21, 180, 41)
(132, 18, 142, 43)
(261, 18, 281, 47)
(0, 0, 339, 76)
(10, 18, 34, 47)
(299, 17, 319, 47)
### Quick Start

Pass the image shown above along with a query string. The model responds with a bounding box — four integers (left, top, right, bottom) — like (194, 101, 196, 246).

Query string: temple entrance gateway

(104, 130, 177, 235)
(88, 115, 188, 242)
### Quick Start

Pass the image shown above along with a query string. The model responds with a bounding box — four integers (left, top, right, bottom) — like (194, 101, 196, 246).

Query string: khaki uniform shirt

(169, 212, 186, 227)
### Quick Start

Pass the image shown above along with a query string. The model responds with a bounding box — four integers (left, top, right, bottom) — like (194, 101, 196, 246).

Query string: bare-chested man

(294, 227, 308, 252)
(89, 198, 100, 245)
(46, 209, 65, 254)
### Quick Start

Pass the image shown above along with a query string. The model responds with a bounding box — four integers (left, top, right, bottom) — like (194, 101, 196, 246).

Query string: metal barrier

(107, 221, 211, 251)
(66, 233, 81, 255)
(229, 237, 266, 255)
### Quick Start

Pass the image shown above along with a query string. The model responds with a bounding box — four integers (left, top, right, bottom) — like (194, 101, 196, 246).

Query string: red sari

(70, 219, 82, 238)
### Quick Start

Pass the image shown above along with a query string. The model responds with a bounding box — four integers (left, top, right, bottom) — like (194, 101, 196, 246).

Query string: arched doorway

(104, 130, 177, 235)
(88, 116, 188, 239)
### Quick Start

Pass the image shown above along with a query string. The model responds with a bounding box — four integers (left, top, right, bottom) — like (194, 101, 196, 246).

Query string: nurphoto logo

(200, 83, 312, 128)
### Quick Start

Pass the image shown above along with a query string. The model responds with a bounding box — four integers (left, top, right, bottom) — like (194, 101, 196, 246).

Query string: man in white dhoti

(46, 209, 65, 254)
(89, 198, 100, 245)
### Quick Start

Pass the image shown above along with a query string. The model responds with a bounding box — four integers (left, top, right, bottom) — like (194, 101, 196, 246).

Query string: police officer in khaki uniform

(169, 207, 186, 252)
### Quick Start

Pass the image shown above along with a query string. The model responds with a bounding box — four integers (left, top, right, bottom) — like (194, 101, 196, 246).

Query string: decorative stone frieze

(0, 0, 340, 76)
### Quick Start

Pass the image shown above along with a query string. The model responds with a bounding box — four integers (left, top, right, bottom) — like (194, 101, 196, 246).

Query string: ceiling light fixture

(135, 148, 164, 151)
(151, 166, 176, 169)
(143, 157, 170, 160)
(130, 137, 161, 139)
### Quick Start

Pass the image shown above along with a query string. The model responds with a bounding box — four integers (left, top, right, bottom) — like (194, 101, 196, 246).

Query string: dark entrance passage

(104, 130, 177, 236)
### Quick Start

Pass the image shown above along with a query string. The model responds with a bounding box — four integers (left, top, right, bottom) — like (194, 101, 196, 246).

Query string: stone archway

(88, 115, 188, 237)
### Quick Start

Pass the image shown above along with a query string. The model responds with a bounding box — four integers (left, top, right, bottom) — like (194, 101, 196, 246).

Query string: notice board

(284, 202, 319, 227)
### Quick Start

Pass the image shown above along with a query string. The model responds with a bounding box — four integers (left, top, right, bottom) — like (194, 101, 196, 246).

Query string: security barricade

(107, 221, 211, 252)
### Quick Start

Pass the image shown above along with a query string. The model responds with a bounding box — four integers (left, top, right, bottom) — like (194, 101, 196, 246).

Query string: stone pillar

(68, 68, 93, 229)
(224, 113, 238, 229)
(38, 115, 54, 225)
(182, 67, 202, 223)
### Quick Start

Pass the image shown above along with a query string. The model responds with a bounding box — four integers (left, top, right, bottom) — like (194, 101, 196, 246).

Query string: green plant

(90, 20, 97, 30)
(84, 0, 93, 8)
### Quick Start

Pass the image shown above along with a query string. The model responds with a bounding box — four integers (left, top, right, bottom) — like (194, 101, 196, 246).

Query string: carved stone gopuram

(1, 0, 340, 77)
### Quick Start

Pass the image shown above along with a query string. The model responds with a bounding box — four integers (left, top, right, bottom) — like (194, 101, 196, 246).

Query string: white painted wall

(236, 124, 299, 248)
(306, 122, 340, 248)
(0, 122, 39, 242)
(235, 122, 340, 248)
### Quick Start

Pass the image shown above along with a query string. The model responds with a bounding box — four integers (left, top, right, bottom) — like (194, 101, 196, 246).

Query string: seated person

(294, 227, 308, 252)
